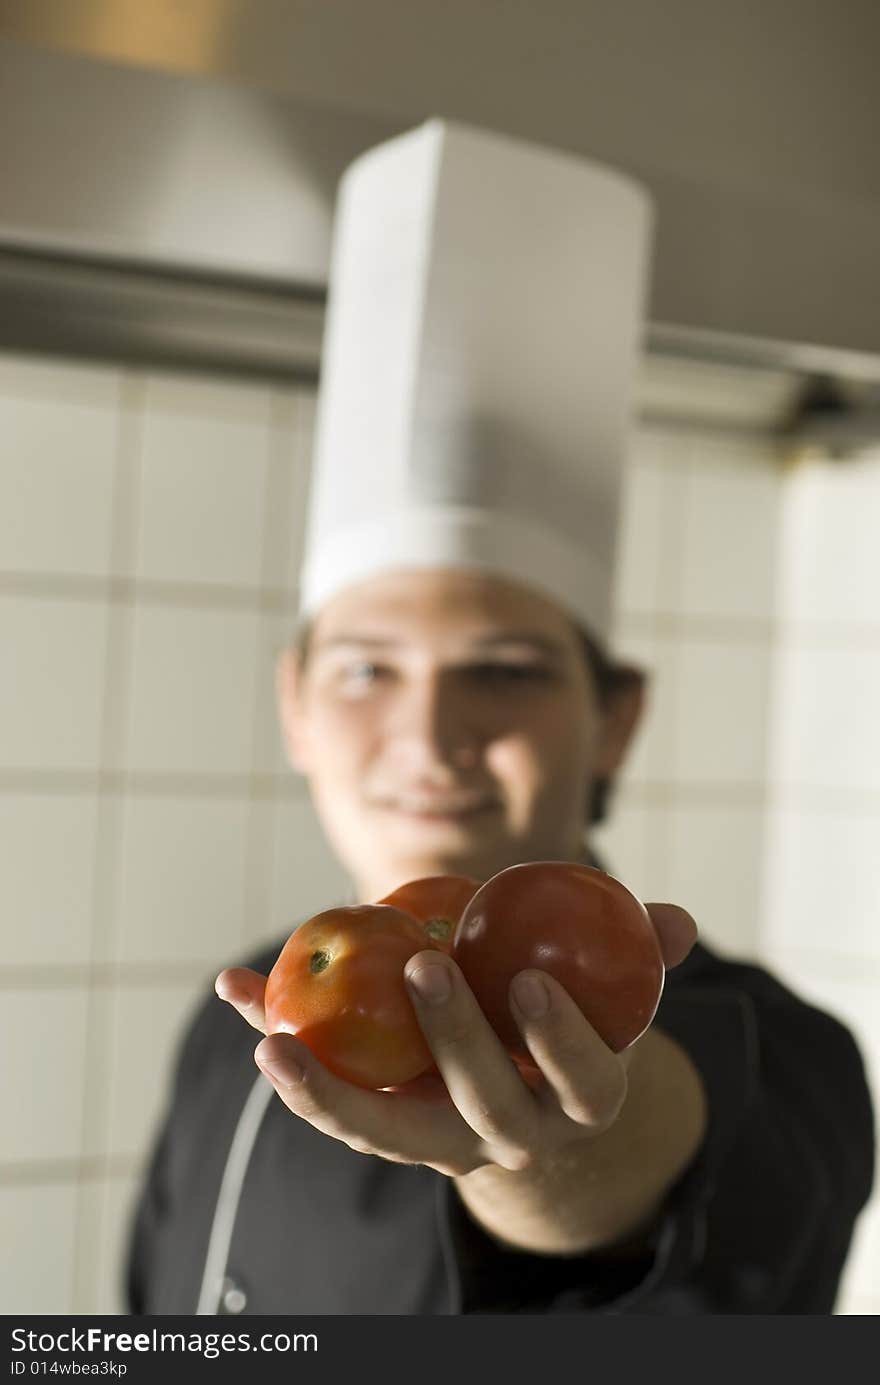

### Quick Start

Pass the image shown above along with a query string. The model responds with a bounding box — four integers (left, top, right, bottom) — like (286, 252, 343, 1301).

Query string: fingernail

(512, 972, 549, 1019)
(406, 961, 452, 1005)
(256, 1048, 303, 1085)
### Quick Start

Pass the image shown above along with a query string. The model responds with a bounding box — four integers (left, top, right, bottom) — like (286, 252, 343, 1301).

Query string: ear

(592, 664, 649, 778)
(276, 645, 313, 773)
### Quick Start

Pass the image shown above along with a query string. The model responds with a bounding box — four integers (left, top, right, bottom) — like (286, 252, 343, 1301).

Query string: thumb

(644, 903, 698, 969)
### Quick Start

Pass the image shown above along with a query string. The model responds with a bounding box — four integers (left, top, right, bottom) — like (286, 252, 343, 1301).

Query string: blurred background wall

(3, 350, 878, 1313)
(1, 0, 878, 1317)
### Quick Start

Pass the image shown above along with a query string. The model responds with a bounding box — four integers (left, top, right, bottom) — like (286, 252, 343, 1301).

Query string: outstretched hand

(215, 903, 697, 1180)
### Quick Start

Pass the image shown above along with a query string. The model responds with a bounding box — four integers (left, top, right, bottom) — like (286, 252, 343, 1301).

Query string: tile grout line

(7, 571, 880, 649)
(71, 370, 143, 1313)
(0, 769, 308, 796)
(1, 1154, 145, 1187)
(241, 385, 302, 957)
(0, 570, 300, 607)
(756, 473, 791, 942)
(0, 962, 228, 989)
(656, 438, 687, 791)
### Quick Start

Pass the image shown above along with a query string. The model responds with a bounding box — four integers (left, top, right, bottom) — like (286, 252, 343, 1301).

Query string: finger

(252, 1032, 476, 1175)
(215, 967, 268, 1033)
(404, 951, 539, 1170)
(510, 970, 628, 1131)
(645, 903, 698, 969)
(381, 1071, 457, 1104)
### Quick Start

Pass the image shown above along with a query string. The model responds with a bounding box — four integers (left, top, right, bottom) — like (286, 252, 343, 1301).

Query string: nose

(386, 670, 483, 775)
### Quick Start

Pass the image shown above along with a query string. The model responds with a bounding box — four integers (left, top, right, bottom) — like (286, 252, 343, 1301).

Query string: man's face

(277, 568, 642, 901)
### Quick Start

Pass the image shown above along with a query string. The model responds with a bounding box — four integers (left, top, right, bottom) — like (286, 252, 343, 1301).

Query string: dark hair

(289, 614, 624, 827)
(571, 625, 621, 828)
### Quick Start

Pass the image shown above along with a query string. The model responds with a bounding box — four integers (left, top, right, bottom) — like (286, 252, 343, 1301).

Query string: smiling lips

(379, 796, 498, 817)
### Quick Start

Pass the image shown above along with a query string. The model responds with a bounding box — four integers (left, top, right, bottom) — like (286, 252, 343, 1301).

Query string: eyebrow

(312, 632, 570, 656)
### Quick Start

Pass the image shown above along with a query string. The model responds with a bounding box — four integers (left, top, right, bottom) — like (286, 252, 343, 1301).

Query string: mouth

(376, 798, 500, 823)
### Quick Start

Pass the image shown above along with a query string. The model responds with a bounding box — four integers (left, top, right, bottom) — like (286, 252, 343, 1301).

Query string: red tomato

(453, 861, 665, 1054)
(264, 905, 438, 1090)
(378, 875, 483, 954)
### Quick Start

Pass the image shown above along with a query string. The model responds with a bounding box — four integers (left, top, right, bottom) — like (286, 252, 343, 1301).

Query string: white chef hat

(297, 118, 653, 650)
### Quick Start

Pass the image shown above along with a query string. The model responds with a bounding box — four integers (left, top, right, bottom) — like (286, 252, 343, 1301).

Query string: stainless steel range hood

(1, 33, 879, 438)
(0, 37, 394, 379)
(3, 1, 880, 366)
(0, 37, 398, 284)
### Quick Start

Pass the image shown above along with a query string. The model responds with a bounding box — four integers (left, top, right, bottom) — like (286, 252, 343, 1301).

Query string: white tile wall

(112, 796, 251, 966)
(0, 357, 121, 578)
(772, 645, 880, 793)
(755, 447, 880, 1316)
(762, 809, 880, 960)
(72, 1169, 154, 1313)
(677, 438, 782, 621)
(2, 350, 876, 1318)
(252, 609, 299, 777)
(613, 462, 683, 616)
(0, 1183, 78, 1313)
(134, 375, 273, 589)
(123, 604, 261, 775)
(664, 802, 765, 959)
(285, 390, 317, 591)
(266, 794, 353, 940)
(673, 639, 772, 785)
(0, 353, 322, 1319)
(1, 596, 109, 769)
(0, 989, 89, 1162)
(778, 452, 880, 628)
(86, 1172, 143, 1314)
(592, 794, 672, 906)
(1, 793, 98, 965)
(96, 981, 209, 1162)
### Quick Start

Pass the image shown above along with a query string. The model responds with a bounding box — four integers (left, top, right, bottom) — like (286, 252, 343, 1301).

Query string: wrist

(453, 1026, 708, 1257)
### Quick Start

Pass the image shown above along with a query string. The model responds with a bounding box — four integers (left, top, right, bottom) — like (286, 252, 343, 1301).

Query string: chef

(125, 120, 874, 1316)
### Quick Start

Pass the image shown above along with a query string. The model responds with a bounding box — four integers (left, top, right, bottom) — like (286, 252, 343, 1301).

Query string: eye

(339, 661, 389, 687)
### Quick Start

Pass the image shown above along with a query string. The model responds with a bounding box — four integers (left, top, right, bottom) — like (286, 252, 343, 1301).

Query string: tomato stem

(309, 949, 331, 974)
(423, 917, 452, 943)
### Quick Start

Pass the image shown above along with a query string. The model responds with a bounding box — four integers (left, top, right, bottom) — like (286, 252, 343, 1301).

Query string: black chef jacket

(125, 905, 875, 1315)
